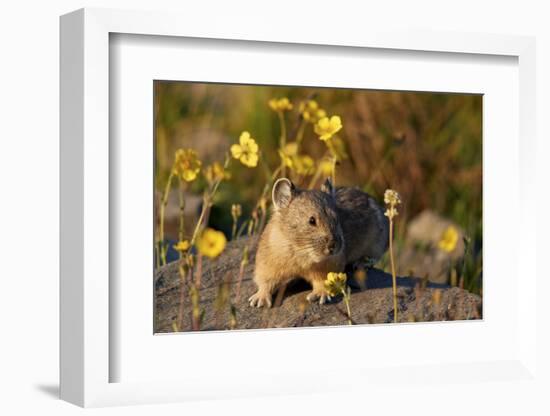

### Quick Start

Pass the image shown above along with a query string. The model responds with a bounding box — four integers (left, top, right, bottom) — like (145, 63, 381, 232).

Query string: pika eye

(308, 216, 316, 226)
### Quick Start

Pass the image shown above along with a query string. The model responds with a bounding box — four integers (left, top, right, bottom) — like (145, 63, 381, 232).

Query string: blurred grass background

(155, 81, 482, 292)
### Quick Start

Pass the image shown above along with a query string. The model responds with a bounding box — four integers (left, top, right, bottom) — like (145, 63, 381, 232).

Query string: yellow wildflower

(293, 155, 315, 176)
(278, 142, 298, 169)
(173, 240, 190, 252)
(314, 115, 343, 141)
(230, 131, 259, 168)
(299, 99, 326, 123)
(204, 161, 230, 184)
(324, 272, 347, 297)
(316, 109, 327, 120)
(278, 143, 314, 176)
(319, 158, 335, 176)
(268, 97, 293, 112)
(197, 228, 227, 258)
(438, 226, 459, 253)
(282, 142, 298, 156)
(278, 149, 293, 169)
(173, 149, 202, 182)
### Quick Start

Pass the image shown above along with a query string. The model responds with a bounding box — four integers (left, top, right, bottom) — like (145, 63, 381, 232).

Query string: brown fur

(249, 178, 389, 308)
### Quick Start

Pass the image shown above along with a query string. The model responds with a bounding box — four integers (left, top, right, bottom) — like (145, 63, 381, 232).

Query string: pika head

(271, 178, 344, 265)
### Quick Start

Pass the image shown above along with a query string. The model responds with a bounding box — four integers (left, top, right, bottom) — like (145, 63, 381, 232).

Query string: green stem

(342, 290, 352, 325)
(252, 166, 280, 234)
(235, 245, 249, 301)
(331, 157, 337, 188)
(295, 120, 306, 152)
(260, 152, 273, 181)
(190, 285, 201, 331)
(236, 219, 250, 239)
(195, 253, 203, 289)
(176, 260, 187, 331)
(177, 179, 185, 258)
(155, 233, 161, 269)
(159, 170, 175, 266)
(189, 156, 230, 247)
(257, 200, 268, 234)
(307, 151, 330, 189)
(277, 111, 287, 177)
(190, 194, 207, 246)
(389, 218, 398, 322)
(231, 219, 238, 241)
(270, 165, 282, 185)
(189, 254, 203, 331)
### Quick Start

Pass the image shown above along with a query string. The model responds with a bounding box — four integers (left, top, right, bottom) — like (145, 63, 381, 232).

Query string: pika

(248, 177, 389, 308)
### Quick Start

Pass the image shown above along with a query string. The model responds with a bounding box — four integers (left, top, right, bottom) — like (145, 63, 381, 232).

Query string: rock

(397, 210, 466, 284)
(155, 236, 481, 332)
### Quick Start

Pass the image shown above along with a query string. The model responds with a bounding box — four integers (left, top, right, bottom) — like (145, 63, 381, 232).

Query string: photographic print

(154, 82, 482, 333)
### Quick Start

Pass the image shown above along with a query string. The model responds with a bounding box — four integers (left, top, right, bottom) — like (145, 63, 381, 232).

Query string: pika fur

(248, 177, 389, 308)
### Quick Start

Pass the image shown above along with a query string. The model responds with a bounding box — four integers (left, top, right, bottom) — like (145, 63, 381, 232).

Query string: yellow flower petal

(230, 144, 243, 159)
(314, 115, 344, 141)
(173, 148, 202, 182)
(329, 116, 342, 133)
(204, 161, 230, 183)
(232, 132, 259, 168)
(239, 131, 251, 146)
(283, 142, 298, 156)
(319, 159, 334, 176)
(438, 226, 459, 253)
(293, 155, 315, 176)
(248, 140, 259, 154)
(278, 149, 294, 169)
(268, 99, 278, 112)
(269, 97, 293, 112)
(241, 152, 259, 168)
(197, 228, 227, 258)
(318, 117, 330, 130)
(174, 240, 190, 252)
(182, 169, 198, 182)
(324, 272, 347, 297)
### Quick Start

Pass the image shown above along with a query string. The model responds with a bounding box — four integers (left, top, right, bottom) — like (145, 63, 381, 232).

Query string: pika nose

(326, 237, 338, 255)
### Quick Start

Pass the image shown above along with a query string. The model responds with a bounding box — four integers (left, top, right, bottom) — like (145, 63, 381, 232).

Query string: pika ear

(321, 177, 335, 198)
(272, 178, 295, 210)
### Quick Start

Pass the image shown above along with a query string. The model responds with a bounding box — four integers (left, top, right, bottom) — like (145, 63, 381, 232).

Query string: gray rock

(397, 210, 466, 284)
(155, 237, 481, 332)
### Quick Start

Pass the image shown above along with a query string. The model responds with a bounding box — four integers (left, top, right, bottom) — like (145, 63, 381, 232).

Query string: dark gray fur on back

(335, 186, 389, 263)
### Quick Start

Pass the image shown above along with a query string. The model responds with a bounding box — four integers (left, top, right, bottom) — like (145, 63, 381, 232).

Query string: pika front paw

(248, 291, 273, 308)
(306, 290, 332, 305)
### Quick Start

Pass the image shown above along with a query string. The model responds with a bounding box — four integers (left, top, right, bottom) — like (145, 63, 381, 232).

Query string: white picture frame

(60, 7, 539, 408)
